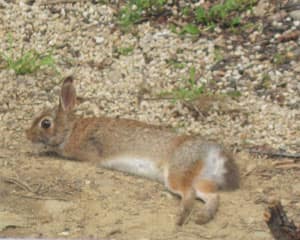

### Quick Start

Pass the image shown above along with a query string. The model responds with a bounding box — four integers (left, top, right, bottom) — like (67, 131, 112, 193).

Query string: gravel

(0, 0, 299, 155)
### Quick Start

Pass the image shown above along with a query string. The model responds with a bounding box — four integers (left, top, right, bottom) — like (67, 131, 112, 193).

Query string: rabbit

(26, 76, 239, 225)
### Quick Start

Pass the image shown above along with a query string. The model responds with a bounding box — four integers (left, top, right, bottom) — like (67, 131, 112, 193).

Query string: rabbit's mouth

(26, 129, 49, 145)
(27, 141, 60, 158)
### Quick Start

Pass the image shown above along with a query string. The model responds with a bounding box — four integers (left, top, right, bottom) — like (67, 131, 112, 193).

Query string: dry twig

(272, 159, 300, 169)
(274, 163, 300, 169)
(264, 200, 300, 240)
(280, 2, 300, 11)
(249, 149, 300, 159)
(14, 193, 68, 202)
(2, 177, 36, 193)
(277, 31, 300, 43)
(38, 0, 86, 6)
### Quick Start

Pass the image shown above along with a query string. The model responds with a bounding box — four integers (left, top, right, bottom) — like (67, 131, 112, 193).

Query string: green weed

(226, 90, 242, 98)
(169, 24, 178, 34)
(273, 52, 289, 66)
(193, 0, 256, 28)
(118, 0, 166, 30)
(1, 50, 55, 75)
(1, 35, 55, 75)
(116, 0, 257, 33)
(116, 46, 134, 56)
(180, 24, 200, 36)
(213, 48, 224, 63)
(159, 66, 205, 101)
(166, 59, 186, 69)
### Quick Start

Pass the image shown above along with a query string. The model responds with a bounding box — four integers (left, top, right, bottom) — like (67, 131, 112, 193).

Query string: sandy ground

(1, 144, 300, 239)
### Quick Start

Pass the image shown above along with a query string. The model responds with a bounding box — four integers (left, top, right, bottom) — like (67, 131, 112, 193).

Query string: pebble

(294, 21, 300, 26)
(268, 10, 287, 21)
(289, 10, 300, 21)
(58, 231, 70, 236)
(95, 36, 104, 44)
(294, 64, 300, 73)
(253, 231, 271, 239)
(292, 183, 300, 194)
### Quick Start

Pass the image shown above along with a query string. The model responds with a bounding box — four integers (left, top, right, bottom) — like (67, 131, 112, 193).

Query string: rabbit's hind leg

(193, 179, 219, 225)
(165, 171, 196, 225)
(164, 161, 202, 225)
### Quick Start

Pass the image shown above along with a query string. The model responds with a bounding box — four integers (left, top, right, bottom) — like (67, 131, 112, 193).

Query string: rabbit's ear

(59, 76, 77, 112)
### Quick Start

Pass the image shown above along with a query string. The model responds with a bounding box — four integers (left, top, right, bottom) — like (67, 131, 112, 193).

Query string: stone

(289, 10, 300, 20)
(254, 0, 271, 17)
(294, 63, 300, 73)
(253, 231, 271, 239)
(268, 10, 288, 21)
(292, 182, 300, 194)
(95, 36, 104, 44)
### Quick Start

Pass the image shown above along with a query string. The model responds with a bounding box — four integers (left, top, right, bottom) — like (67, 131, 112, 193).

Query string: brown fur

(194, 179, 217, 193)
(222, 151, 240, 190)
(167, 160, 203, 195)
(26, 77, 240, 226)
(167, 160, 203, 225)
(63, 118, 99, 159)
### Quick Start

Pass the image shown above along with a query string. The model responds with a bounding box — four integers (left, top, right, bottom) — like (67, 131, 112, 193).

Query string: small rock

(294, 63, 300, 73)
(95, 36, 104, 44)
(161, 191, 173, 199)
(254, 0, 270, 17)
(294, 20, 300, 26)
(249, 31, 259, 42)
(253, 231, 271, 239)
(268, 10, 287, 21)
(293, 47, 300, 58)
(292, 183, 300, 194)
(0, 0, 9, 8)
(58, 231, 70, 236)
(281, 199, 290, 206)
(289, 10, 300, 20)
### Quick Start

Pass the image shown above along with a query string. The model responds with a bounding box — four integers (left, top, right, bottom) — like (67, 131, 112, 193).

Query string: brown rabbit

(26, 76, 239, 225)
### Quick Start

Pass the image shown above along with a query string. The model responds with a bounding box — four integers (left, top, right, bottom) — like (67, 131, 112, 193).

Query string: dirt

(0, 143, 299, 239)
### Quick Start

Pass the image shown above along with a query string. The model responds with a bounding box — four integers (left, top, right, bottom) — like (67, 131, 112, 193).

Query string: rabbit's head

(26, 76, 77, 149)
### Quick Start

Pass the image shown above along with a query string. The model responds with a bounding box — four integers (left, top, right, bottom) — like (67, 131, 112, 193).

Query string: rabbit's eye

(41, 119, 51, 129)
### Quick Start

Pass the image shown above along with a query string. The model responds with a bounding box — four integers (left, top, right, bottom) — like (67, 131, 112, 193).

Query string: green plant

(2, 50, 55, 75)
(194, 6, 207, 24)
(117, 46, 134, 56)
(182, 6, 192, 16)
(226, 90, 242, 98)
(241, 22, 258, 31)
(159, 66, 205, 101)
(213, 48, 224, 63)
(230, 16, 241, 27)
(169, 24, 178, 34)
(193, 0, 256, 27)
(261, 73, 271, 89)
(180, 23, 200, 36)
(187, 66, 196, 85)
(254, 72, 271, 90)
(273, 52, 288, 66)
(166, 59, 186, 69)
(0, 35, 55, 75)
(118, 0, 166, 30)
